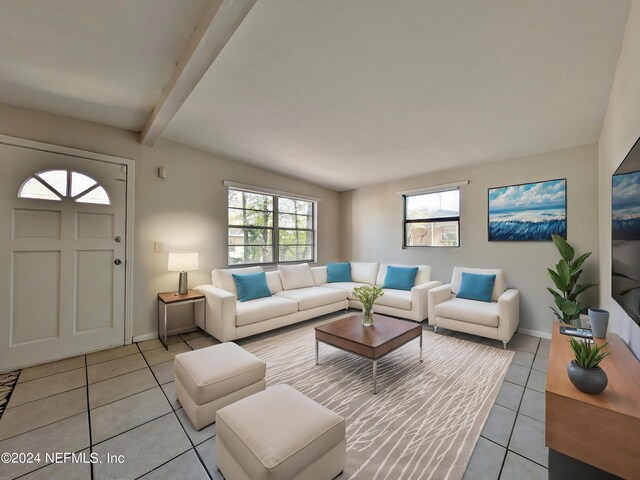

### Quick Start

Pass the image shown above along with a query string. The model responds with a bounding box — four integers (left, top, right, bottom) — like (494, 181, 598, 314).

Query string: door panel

(75, 250, 114, 332)
(13, 209, 61, 239)
(11, 250, 60, 345)
(76, 212, 114, 240)
(0, 143, 127, 370)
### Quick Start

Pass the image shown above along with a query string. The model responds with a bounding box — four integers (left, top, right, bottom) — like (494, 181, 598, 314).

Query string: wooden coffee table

(315, 314, 423, 394)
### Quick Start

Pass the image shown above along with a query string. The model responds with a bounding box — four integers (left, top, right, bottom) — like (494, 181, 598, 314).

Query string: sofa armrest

(498, 289, 520, 343)
(428, 283, 452, 324)
(194, 285, 237, 342)
(411, 280, 443, 322)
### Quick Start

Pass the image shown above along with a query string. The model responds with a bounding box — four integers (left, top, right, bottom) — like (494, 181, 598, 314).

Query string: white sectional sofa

(195, 262, 442, 342)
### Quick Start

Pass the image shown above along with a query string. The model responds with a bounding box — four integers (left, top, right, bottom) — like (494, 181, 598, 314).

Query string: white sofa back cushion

(350, 262, 379, 285)
(279, 263, 315, 290)
(311, 266, 327, 286)
(265, 271, 284, 293)
(376, 264, 431, 287)
(212, 266, 263, 296)
(451, 267, 505, 302)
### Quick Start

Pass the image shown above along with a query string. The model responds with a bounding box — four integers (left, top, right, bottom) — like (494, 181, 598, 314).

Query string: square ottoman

(216, 384, 346, 480)
(174, 342, 266, 430)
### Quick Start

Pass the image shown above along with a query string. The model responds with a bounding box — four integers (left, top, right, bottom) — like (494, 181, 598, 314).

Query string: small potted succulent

(567, 337, 610, 394)
(352, 285, 384, 326)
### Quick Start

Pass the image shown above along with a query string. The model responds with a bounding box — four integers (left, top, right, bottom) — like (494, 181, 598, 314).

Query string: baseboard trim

(132, 326, 199, 343)
(517, 327, 552, 340)
(132, 332, 158, 343)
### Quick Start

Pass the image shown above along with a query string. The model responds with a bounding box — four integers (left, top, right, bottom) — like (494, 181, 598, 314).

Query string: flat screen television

(612, 136, 640, 326)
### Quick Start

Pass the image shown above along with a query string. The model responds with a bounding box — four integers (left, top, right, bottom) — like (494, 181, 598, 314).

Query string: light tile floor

(0, 330, 223, 480)
(0, 317, 548, 480)
(462, 330, 550, 480)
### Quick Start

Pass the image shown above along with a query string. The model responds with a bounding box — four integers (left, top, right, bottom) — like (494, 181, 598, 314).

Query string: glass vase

(362, 306, 374, 326)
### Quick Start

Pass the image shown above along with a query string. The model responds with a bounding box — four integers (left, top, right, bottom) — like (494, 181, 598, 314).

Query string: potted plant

(352, 285, 384, 326)
(547, 234, 597, 325)
(567, 337, 610, 394)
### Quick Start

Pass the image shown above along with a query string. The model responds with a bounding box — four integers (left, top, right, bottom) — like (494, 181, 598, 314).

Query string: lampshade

(168, 252, 199, 272)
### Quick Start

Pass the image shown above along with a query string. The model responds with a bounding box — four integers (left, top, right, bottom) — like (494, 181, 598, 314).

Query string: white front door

(0, 143, 127, 370)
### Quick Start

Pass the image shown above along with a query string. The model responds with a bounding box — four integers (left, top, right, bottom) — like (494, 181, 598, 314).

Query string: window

(18, 169, 110, 205)
(403, 189, 460, 247)
(228, 188, 316, 265)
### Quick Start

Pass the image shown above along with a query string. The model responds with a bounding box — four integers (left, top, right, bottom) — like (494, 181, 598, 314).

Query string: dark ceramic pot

(567, 360, 608, 394)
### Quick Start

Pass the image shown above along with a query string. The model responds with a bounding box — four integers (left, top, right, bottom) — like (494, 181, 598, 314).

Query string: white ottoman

(216, 384, 346, 480)
(174, 342, 266, 430)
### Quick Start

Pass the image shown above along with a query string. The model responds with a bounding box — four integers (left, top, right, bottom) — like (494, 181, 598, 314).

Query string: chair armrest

(411, 280, 443, 321)
(498, 289, 520, 343)
(428, 283, 453, 323)
(194, 285, 237, 342)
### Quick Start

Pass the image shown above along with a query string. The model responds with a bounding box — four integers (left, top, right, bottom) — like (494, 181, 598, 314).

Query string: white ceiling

(0, 0, 209, 130)
(162, 0, 631, 191)
(0, 1, 632, 191)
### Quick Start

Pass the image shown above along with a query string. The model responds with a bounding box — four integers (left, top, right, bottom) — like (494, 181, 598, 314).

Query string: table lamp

(168, 251, 199, 295)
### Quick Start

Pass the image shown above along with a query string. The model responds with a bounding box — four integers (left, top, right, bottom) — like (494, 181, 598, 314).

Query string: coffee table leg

(372, 360, 377, 394)
(315, 338, 319, 365)
(420, 333, 423, 362)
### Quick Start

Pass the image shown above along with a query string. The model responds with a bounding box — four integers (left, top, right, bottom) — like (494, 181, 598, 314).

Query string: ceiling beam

(140, 0, 256, 146)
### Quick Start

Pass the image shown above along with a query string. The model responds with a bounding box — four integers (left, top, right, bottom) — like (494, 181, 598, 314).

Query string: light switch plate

(154, 242, 163, 253)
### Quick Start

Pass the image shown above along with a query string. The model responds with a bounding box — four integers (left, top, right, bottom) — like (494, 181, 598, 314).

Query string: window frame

(402, 188, 461, 248)
(17, 169, 111, 205)
(227, 188, 317, 267)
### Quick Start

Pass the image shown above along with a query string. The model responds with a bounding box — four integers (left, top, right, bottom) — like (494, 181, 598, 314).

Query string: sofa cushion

(265, 271, 284, 293)
(457, 273, 496, 303)
(216, 384, 345, 480)
(174, 343, 266, 405)
(275, 287, 346, 311)
(233, 272, 272, 302)
(382, 266, 419, 291)
(435, 297, 500, 327)
(310, 266, 327, 286)
(321, 282, 367, 300)
(376, 264, 431, 286)
(376, 289, 412, 310)
(350, 262, 379, 285)
(451, 267, 505, 302)
(279, 263, 315, 290)
(236, 296, 299, 327)
(327, 262, 352, 283)
(213, 266, 263, 296)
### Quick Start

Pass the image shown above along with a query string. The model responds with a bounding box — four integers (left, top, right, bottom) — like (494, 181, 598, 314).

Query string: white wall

(340, 144, 600, 337)
(0, 104, 341, 338)
(599, 0, 640, 356)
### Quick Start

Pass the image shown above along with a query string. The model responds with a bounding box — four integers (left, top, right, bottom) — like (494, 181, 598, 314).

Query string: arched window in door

(18, 169, 110, 205)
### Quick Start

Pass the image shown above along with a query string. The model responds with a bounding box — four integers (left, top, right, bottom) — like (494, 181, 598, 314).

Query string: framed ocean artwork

(488, 178, 567, 241)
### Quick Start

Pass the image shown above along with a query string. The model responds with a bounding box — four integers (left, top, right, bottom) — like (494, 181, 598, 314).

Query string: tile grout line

(9, 363, 150, 411)
(0, 389, 88, 443)
(496, 352, 534, 478)
(135, 339, 215, 480)
(499, 343, 550, 478)
(84, 355, 95, 480)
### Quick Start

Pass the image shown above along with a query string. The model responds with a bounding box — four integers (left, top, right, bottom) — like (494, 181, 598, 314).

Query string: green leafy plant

(568, 337, 610, 369)
(547, 235, 597, 324)
(352, 285, 384, 311)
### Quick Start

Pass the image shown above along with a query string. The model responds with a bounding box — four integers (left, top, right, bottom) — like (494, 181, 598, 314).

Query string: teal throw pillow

(327, 262, 352, 283)
(232, 272, 272, 302)
(457, 272, 496, 302)
(382, 266, 419, 291)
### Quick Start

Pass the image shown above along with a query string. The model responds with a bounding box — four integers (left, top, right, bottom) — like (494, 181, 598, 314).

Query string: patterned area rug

(0, 371, 20, 419)
(242, 318, 514, 480)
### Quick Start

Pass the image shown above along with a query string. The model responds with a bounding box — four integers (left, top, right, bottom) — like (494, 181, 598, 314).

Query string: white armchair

(428, 267, 520, 348)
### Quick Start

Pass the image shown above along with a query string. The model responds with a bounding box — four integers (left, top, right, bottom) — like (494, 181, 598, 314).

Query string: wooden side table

(157, 290, 206, 349)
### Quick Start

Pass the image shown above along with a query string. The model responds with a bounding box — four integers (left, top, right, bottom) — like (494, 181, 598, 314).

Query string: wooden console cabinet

(546, 322, 640, 479)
